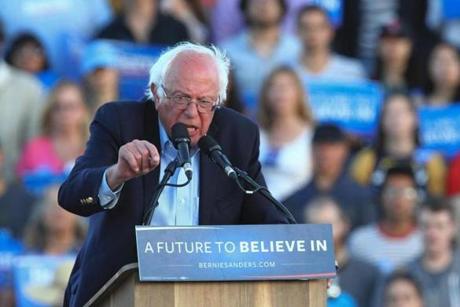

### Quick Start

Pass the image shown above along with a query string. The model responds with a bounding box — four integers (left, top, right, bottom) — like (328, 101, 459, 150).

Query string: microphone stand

(142, 159, 178, 225)
(233, 167, 297, 224)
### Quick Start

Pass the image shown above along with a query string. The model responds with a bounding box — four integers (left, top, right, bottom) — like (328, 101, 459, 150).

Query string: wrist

(106, 165, 124, 190)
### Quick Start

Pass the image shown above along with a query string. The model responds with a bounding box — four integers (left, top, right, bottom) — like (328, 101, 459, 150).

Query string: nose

(183, 100, 200, 117)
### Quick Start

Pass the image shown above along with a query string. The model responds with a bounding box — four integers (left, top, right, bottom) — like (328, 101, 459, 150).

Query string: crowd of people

(0, 0, 460, 306)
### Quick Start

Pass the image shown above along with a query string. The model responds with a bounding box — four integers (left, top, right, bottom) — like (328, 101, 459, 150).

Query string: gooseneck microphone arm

(233, 167, 297, 224)
(198, 135, 297, 224)
(142, 159, 178, 225)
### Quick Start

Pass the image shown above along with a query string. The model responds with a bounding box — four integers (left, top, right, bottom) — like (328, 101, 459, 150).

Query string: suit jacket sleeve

(58, 103, 121, 217)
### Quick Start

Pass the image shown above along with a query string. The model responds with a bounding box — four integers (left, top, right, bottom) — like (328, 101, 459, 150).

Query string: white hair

(146, 42, 230, 104)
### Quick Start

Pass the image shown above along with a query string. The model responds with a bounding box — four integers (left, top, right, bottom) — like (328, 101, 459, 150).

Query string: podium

(84, 263, 327, 307)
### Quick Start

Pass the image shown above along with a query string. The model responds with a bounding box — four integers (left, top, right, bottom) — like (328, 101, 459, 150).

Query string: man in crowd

(58, 42, 289, 307)
(349, 164, 423, 274)
(220, 0, 300, 112)
(283, 124, 375, 229)
(408, 197, 460, 307)
(292, 5, 366, 83)
(305, 196, 381, 307)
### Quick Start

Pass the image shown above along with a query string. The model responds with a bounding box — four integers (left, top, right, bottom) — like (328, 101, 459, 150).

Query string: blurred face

(246, 0, 283, 27)
(267, 72, 300, 117)
(12, 42, 46, 73)
(382, 175, 418, 222)
(297, 10, 333, 51)
(382, 96, 416, 140)
(153, 53, 219, 147)
(87, 68, 119, 95)
(51, 85, 87, 132)
(379, 37, 412, 67)
(420, 209, 456, 256)
(313, 142, 348, 177)
(306, 203, 349, 245)
(385, 279, 423, 307)
(429, 45, 460, 88)
(43, 188, 78, 233)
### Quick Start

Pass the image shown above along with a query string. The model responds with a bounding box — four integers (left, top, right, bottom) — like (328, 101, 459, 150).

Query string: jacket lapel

(142, 101, 161, 214)
(199, 109, 222, 225)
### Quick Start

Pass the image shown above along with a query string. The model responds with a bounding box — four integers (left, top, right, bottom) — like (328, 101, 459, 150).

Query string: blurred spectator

(4, 32, 59, 90)
(383, 270, 424, 307)
(349, 164, 423, 274)
(81, 41, 120, 112)
(447, 152, 460, 197)
(96, 0, 189, 45)
(0, 21, 45, 181)
(23, 185, 86, 255)
(305, 196, 381, 307)
(407, 197, 460, 307)
(16, 81, 89, 191)
(160, 0, 209, 43)
(257, 66, 314, 200)
(422, 42, 460, 106)
(0, 0, 113, 75)
(283, 124, 375, 229)
(350, 93, 447, 197)
(372, 22, 422, 94)
(220, 0, 300, 112)
(0, 144, 36, 240)
(292, 5, 366, 83)
(426, 0, 460, 50)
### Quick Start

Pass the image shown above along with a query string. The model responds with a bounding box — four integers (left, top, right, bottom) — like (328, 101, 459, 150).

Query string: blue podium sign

(135, 224, 336, 282)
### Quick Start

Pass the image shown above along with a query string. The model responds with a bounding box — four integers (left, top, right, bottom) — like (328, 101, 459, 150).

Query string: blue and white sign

(418, 104, 460, 158)
(306, 81, 383, 138)
(311, 0, 343, 26)
(135, 224, 336, 282)
(12, 255, 75, 307)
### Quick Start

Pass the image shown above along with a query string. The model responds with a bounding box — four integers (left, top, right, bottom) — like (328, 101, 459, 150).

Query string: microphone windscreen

(171, 123, 190, 143)
(198, 135, 220, 154)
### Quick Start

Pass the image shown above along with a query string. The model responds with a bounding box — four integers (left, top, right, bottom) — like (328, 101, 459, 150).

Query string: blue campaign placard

(442, 0, 460, 20)
(418, 104, 460, 158)
(306, 81, 383, 138)
(135, 224, 336, 282)
(311, 0, 343, 26)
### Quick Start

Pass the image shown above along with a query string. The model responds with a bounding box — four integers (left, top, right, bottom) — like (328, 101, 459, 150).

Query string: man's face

(420, 208, 456, 256)
(382, 175, 418, 222)
(246, 0, 283, 27)
(297, 10, 333, 51)
(153, 53, 219, 147)
(313, 142, 348, 177)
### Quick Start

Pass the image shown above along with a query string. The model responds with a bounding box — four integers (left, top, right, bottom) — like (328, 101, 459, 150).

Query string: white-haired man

(58, 42, 289, 307)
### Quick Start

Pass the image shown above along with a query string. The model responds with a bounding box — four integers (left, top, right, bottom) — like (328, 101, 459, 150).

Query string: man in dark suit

(58, 43, 289, 307)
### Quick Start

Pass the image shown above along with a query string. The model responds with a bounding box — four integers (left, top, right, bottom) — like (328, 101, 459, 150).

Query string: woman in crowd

(384, 271, 424, 307)
(5, 32, 58, 90)
(257, 66, 314, 201)
(22, 185, 86, 255)
(372, 22, 422, 95)
(422, 42, 460, 106)
(16, 80, 89, 192)
(350, 92, 446, 197)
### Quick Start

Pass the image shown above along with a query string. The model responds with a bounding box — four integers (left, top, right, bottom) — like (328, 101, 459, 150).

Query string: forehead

(164, 53, 219, 93)
(385, 174, 415, 188)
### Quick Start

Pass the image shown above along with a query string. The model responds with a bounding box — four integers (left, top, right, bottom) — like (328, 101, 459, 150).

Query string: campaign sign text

(419, 104, 460, 158)
(306, 81, 383, 138)
(135, 224, 336, 281)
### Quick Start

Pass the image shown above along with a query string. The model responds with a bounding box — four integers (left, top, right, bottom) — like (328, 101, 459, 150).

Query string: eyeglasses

(160, 86, 219, 113)
(383, 187, 418, 200)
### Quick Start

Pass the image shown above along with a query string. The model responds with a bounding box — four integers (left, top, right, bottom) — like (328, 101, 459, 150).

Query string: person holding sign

(350, 93, 447, 197)
(58, 42, 290, 307)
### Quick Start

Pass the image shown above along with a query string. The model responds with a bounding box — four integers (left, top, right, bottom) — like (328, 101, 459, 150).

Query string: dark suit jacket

(58, 101, 288, 306)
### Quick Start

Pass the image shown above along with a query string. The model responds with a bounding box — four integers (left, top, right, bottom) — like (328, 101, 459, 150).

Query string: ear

(150, 84, 160, 109)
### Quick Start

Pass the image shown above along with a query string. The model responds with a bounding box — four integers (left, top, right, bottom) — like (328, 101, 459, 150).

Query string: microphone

(171, 123, 192, 180)
(198, 135, 237, 180)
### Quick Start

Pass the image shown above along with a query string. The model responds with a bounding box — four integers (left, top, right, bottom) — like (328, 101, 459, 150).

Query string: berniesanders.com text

(198, 261, 276, 269)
